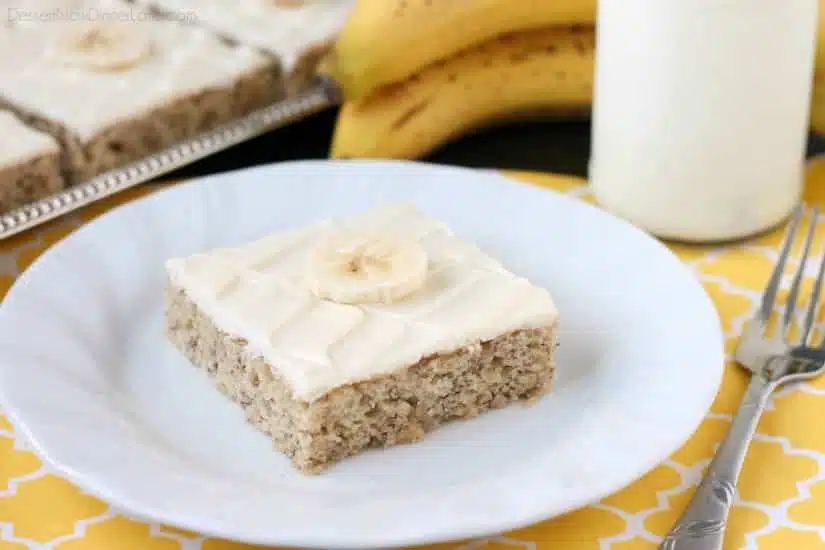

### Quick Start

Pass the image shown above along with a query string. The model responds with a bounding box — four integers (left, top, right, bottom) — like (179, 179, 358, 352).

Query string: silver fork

(661, 205, 825, 550)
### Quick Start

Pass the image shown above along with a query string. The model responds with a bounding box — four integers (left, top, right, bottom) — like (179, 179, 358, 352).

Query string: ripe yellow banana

(811, 73, 825, 136)
(322, 0, 597, 100)
(813, 5, 825, 135)
(330, 26, 595, 160)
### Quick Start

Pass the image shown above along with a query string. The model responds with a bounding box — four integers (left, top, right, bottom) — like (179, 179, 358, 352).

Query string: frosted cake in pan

(0, 0, 281, 184)
(164, 203, 559, 474)
(134, 0, 354, 92)
(0, 110, 65, 212)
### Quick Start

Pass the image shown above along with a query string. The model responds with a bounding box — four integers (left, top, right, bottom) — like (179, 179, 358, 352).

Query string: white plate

(0, 160, 724, 549)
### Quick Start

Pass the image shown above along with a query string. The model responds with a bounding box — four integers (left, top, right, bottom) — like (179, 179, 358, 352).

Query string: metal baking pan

(0, 76, 341, 241)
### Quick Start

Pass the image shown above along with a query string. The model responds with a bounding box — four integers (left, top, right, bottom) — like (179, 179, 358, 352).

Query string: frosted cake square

(0, 110, 65, 212)
(0, 0, 281, 184)
(134, 0, 354, 93)
(164, 204, 559, 474)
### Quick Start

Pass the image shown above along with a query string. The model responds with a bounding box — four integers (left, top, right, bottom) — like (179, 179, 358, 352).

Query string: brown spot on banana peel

(510, 51, 529, 63)
(573, 40, 590, 55)
(367, 80, 411, 104)
(425, 59, 448, 75)
(497, 33, 515, 45)
(391, 98, 431, 130)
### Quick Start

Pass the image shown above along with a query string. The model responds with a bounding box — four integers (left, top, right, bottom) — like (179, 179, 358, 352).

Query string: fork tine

(784, 208, 818, 332)
(803, 210, 825, 345)
(760, 205, 803, 321)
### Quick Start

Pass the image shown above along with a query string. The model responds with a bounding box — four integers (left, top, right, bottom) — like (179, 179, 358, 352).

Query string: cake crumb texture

(0, 110, 65, 212)
(165, 284, 557, 474)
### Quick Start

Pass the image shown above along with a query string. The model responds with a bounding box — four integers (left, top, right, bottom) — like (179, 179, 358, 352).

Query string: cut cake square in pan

(0, 0, 282, 185)
(134, 0, 354, 93)
(0, 110, 65, 212)
(164, 203, 559, 474)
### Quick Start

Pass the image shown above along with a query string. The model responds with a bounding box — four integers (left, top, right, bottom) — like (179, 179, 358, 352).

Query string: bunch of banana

(330, 25, 595, 160)
(322, 0, 597, 101)
(810, 6, 825, 136)
(325, 0, 825, 161)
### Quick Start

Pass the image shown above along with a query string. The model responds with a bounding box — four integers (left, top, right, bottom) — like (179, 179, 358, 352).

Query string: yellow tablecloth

(2, 161, 825, 550)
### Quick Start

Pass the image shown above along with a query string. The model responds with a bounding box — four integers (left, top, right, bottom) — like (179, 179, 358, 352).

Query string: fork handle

(659, 374, 776, 550)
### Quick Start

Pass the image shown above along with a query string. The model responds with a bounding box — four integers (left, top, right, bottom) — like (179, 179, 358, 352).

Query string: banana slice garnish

(57, 22, 152, 73)
(307, 232, 429, 305)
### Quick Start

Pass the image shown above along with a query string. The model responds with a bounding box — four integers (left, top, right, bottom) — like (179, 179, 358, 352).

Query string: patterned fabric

(2, 162, 825, 550)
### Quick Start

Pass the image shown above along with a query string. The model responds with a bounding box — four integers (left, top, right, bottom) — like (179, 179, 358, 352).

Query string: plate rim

(0, 159, 725, 548)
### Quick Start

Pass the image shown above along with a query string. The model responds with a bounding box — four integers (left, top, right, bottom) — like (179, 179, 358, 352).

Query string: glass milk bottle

(589, 0, 818, 243)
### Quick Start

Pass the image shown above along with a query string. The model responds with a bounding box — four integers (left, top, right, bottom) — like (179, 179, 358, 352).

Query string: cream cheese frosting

(0, 111, 59, 167)
(165, 204, 559, 402)
(133, 0, 354, 74)
(0, 0, 272, 141)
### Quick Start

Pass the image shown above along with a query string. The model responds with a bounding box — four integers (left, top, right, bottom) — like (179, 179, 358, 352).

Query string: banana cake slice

(0, 110, 65, 212)
(134, 0, 354, 93)
(164, 203, 559, 474)
(0, 0, 282, 185)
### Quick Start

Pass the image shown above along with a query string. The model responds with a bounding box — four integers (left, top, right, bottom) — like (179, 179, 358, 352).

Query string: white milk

(589, 0, 818, 242)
